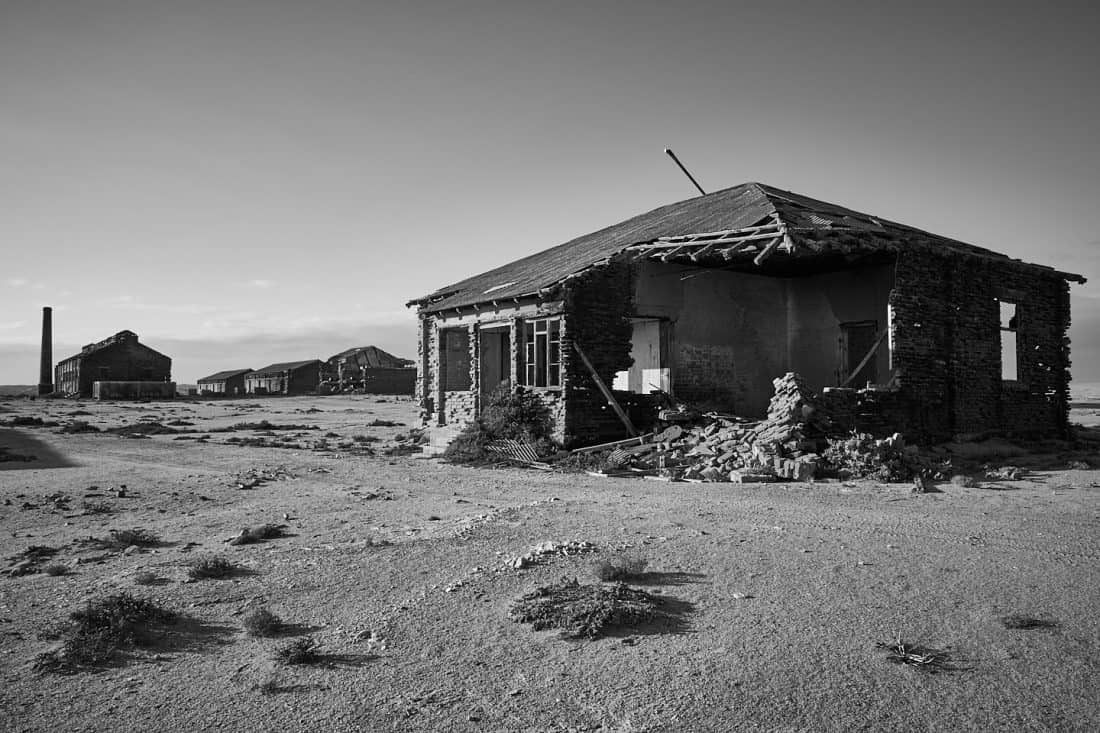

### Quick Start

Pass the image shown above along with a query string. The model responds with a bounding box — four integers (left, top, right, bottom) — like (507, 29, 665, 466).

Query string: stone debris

(232, 466, 296, 489)
(508, 540, 597, 570)
(593, 373, 829, 482)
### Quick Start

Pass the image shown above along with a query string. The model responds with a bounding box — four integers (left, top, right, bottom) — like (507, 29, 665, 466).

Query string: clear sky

(2, 0, 1098, 384)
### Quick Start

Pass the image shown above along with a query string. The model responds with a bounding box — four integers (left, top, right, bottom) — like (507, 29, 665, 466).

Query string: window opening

(999, 300, 1018, 381)
(522, 317, 561, 387)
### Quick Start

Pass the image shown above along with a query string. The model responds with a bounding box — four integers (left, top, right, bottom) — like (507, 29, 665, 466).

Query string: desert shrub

(60, 420, 100, 434)
(367, 419, 403, 427)
(42, 564, 69, 576)
(34, 593, 177, 673)
(188, 556, 238, 580)
(593, 555, 648, 582)
(274, 638, 322, 665)
(444, 385, 555, 464)
(102, 528, 160, 549)
(510, 577, 661, 639)
(242, 607, 283, 637)
(133, 571, 159, 586)
(82, 501, 114, 515)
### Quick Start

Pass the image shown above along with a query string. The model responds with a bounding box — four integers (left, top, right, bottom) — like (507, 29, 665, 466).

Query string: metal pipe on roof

(664, 148, 706, 196)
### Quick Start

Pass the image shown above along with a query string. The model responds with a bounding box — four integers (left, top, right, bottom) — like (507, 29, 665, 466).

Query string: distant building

(197, 369, 252, 396)
(321, 345, 415, 395)
(54, 330, 172, 399)
(244, 360, 322, 395)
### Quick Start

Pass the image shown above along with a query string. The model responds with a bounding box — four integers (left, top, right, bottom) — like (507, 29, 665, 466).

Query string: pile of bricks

(624, 373, 828, 482)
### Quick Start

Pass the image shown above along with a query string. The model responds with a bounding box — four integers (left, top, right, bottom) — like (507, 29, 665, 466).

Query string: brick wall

(890, 249, 1071, 440)
(560, 258, 638, 446)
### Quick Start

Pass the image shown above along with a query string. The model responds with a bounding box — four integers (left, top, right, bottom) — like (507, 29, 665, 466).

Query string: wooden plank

(571, 432, 655, 454)
(572, 342, 638, 437)
(840, 329, 888, 387)
(752, 236, 784, 266)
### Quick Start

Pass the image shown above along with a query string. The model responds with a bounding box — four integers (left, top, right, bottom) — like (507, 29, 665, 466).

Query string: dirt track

(2, 395, 1099, 732)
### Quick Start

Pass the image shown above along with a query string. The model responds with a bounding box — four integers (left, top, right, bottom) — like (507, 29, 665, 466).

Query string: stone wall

(890, 249, 1072, 440)
(560, 259, 639, 446)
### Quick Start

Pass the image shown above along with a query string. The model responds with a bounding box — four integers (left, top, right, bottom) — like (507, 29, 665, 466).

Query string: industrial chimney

(38, 306, 53, 396)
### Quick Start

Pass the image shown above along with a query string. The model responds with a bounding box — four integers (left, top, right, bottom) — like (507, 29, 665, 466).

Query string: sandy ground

(2, 395, 1099, 733)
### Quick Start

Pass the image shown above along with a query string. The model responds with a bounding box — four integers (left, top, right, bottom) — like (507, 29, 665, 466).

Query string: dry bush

(102, 528, 160, 549)
(445, 386, 555, 464)
(593, 555, 648, 582)
(60, 420, 100, 434)
(510, 577, 661, 639)
(34, 593, 177, 674)
(42, 564, 69, 577)
(274, 638, 322, 665)
(133, 571, 159, 586)
(188, 556, 238, 580)
(1001, 614, 1057, 629)
(242, 607, 283, 637)
(82, 500, 115, 515)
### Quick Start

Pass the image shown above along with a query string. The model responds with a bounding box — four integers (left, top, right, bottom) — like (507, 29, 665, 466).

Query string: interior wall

(634, 261, 788, 416)
(786, 264, 895, 392)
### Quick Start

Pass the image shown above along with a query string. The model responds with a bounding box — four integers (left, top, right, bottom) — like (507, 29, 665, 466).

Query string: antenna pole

(664, 148, 706, 196)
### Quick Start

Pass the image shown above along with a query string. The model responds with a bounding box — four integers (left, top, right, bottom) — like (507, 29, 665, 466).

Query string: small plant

(510, 577, 661, 639)
(42, 564, 69, 577)
(103, 528, 160, 549)
(133, 571, 159, 586)
(1001, 614, 1057, 630)
(242, 607, 283, 637)
(188, 556, 238, 580)
(876, 635, 959, 672)
(82, 501, 114, 515)
(445, 386, 555, 464)
(352, 434, 379, 443)
(60, 420, 100, 434)
(34, 593, 178, 673)
(593, 555, 648, 582)
(274, 637, 322, 665)
(367, 419, 403, 427)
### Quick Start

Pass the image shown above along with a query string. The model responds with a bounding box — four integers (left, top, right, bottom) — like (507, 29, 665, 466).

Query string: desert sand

(2, 395, 1099, 732)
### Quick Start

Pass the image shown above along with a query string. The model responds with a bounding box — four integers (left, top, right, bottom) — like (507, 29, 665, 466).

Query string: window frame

(998, 299, 1020, 384)
(520, 316, 562, 389)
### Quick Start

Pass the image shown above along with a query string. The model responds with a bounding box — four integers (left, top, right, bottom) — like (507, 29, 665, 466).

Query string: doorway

(479, 327, 511, 400)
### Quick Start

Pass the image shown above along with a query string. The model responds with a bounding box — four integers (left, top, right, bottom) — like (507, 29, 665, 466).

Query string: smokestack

(38, 306, 53, 396)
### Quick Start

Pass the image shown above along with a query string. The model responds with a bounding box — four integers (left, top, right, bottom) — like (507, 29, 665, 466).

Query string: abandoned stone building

(408, 183, 1086, 448)
(54, 330, 173, 399)
(197, 368, 252, 396)
(244, 360, 322, 395)
(320, 346, 416, 394)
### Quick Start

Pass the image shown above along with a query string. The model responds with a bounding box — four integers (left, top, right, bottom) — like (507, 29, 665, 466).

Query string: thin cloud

(0, 320, 26, 330)
(246, 279, 276, 288)
(5, 278, 28, 287)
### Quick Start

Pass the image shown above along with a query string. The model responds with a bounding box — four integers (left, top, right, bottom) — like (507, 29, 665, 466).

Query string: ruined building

(321, 345, 416, 394)
(408, 183, 1085, 448)
(54, 330, 173, 399)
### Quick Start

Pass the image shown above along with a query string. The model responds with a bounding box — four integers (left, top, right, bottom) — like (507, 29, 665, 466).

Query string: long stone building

(407, 182, 1086, 448)
(54, 330, 172, 398)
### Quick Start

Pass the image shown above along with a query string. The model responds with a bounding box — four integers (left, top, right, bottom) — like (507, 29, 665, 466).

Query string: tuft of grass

(593, 555, 648, 582)
(60, 420, 101, 434)
(34, 593, 177, 673)
(274, 637, 322, 665)
(367, 419, 403, 427)
(133, 571, 160, 586)
(876, 636, 959, 672)
(510, 577, 661, 639)
(187, 556, 238, 580)
(82, 501, 115, 515)
(96, 528, 160, 550)
(1001, 614, 1058, 629)
(242, 607, 283, 637)
(42, 564, 69, 577)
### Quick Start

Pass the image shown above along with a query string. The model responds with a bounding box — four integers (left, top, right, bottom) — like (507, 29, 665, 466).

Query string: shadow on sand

(0, 428, 77, 470)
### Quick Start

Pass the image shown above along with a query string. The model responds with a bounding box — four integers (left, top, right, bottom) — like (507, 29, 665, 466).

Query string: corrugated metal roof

(408, 182, 1085, 312)
(326, 346, 413, 368)
(197, 369, 253, 383)
(247, 360, 321, 377)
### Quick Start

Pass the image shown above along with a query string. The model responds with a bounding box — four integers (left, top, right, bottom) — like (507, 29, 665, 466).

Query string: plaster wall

(786, 264, 895, 392)
(634, 261, 788, 416)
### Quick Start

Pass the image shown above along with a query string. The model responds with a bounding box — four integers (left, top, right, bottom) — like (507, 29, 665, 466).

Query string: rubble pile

(615, 373, 829, 482)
